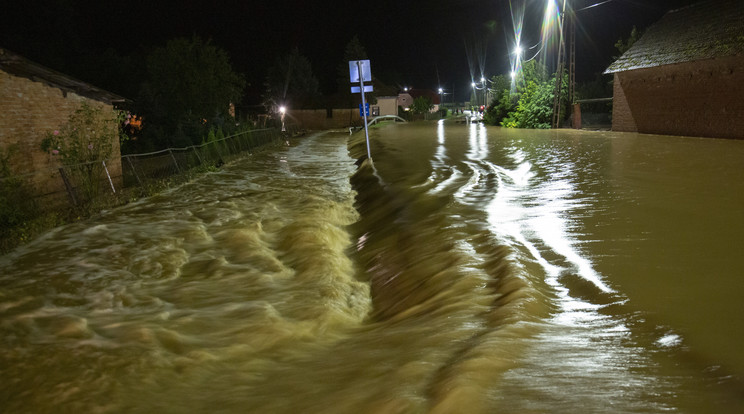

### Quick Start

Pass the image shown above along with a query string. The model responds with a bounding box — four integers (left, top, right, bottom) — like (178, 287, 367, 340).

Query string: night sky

(2, 0, 700, 104)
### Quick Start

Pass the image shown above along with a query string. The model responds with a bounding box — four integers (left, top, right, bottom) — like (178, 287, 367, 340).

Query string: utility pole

(552, 0, 569, 129)
(569, 6, 576, 110)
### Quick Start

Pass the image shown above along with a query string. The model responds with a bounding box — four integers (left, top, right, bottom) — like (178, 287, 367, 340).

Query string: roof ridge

(605, 0, 744, 74)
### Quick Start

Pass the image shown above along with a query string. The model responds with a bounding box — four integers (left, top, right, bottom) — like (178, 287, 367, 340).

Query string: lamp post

(279, 105, 287, 132)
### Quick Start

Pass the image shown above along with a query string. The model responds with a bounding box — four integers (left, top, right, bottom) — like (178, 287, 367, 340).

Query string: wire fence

(121, 127, 287, 188)
(2, 127, 292, 211)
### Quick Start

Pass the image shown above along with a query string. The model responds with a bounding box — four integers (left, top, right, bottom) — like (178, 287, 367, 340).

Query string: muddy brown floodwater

(1, 123, 743, 413)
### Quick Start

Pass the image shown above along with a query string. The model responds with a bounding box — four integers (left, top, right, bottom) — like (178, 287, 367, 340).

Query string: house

(372, 96, 398, 116)
(604, 0, 744, 139)
(0, 48, 127, 203)
(398, 89, 442, 112)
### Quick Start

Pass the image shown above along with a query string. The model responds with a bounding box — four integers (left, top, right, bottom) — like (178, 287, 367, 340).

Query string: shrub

(41, 102, 124, 203)
(0, 144, 40, 247)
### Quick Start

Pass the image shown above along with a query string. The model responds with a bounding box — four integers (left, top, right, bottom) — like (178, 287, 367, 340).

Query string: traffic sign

(349, 60, 371, 83)
(351, 85, 374, 93)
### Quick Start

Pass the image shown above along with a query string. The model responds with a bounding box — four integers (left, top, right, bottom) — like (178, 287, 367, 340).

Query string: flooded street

(2, 123, 744, 413)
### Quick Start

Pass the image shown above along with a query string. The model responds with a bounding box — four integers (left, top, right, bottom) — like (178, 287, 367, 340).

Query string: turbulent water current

(1, 123, 743, 413)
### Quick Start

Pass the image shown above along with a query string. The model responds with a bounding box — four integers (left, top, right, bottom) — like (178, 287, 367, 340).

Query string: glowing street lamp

(279, 105, 287, 132)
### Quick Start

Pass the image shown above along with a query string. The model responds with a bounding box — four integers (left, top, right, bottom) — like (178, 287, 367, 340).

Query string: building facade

(0, 48, 126, 202)
(605, 0, 744, 139)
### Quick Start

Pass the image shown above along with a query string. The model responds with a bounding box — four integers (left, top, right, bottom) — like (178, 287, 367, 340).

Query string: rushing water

(1, 124, 743, 413)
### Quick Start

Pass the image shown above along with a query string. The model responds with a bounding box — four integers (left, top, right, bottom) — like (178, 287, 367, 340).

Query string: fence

(574, 98, 613, 130)
(2, 127, 291, 211)
(121, 127, 287, 188)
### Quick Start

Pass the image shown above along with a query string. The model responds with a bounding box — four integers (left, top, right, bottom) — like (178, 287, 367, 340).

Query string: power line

(575, 0, 615, 13)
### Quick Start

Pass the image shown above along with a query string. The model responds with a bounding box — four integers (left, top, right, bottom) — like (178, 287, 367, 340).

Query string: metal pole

(357, 61, 372, 163)
(58, 167, 78, 206)
(168, 149, 181, 173)
(552, 0, 568, 128)
(126, 156, 142, 186)
(102, 160, 116, 194)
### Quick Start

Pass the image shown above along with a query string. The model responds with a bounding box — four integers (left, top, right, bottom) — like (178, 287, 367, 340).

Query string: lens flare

(508, 0, 525, 92)
(539, 0, 562, 71)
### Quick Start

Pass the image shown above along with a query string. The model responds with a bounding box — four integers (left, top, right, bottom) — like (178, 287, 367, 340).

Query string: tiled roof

(0, 48, 127, 105)
(407, 89, 441, 105)
(605, 0, 744, 74)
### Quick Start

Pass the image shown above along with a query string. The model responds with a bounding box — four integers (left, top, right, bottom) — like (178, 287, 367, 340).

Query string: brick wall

(0, 69, 123, 202)
(612, 55, 744, 139)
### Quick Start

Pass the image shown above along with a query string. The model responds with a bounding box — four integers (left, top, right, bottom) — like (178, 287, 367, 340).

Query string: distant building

(373, 96, 398, 116)
(398, 89, 442, 112)
(605, 0, 744, 139)
(0, 48, 127, 202)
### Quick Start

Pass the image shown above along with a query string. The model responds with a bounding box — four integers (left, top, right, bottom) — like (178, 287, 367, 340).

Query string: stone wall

(612, 55, 744, 139)
(0, 69, 123, 202)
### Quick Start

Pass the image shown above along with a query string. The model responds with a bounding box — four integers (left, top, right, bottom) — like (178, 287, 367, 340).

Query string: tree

(335, 36, 376, 108)
(502, 70, 568, 129)
(137, 36, 245, 149)
(482, 61, 567, 129)
(263, 48, 321, 112)
(614, 26, 644, 59)
(410, 96, 433, 114)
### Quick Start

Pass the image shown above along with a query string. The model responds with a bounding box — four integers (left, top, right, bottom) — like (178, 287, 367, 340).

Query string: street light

(279, 105, 287, 132)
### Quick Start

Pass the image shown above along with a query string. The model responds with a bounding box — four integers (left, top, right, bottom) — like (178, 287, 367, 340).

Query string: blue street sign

(359, 103, 370, 117)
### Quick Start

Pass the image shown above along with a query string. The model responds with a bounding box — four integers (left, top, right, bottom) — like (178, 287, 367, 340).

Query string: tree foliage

(483, 60, 567, 129)
(40, 102, 123, 202)
(335, 36, 376, 107)
(0, 144, 38, 234)
(263, 48, 321, 111)
(410, 96, 433, 114)
(137, 36, 245, 149)
(614, 26, 644, 59)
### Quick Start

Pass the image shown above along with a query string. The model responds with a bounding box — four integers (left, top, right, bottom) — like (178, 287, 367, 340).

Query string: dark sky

(2, 0, 700, 104)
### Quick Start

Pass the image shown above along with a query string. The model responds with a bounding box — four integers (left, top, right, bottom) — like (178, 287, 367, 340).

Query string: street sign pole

(357, 61, 372, 163)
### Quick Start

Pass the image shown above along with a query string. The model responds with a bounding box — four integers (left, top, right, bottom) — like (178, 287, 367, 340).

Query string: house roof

(0, 48, 127, 105)
(406, 89, 441, 105)
(605, 0, 744, 74)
